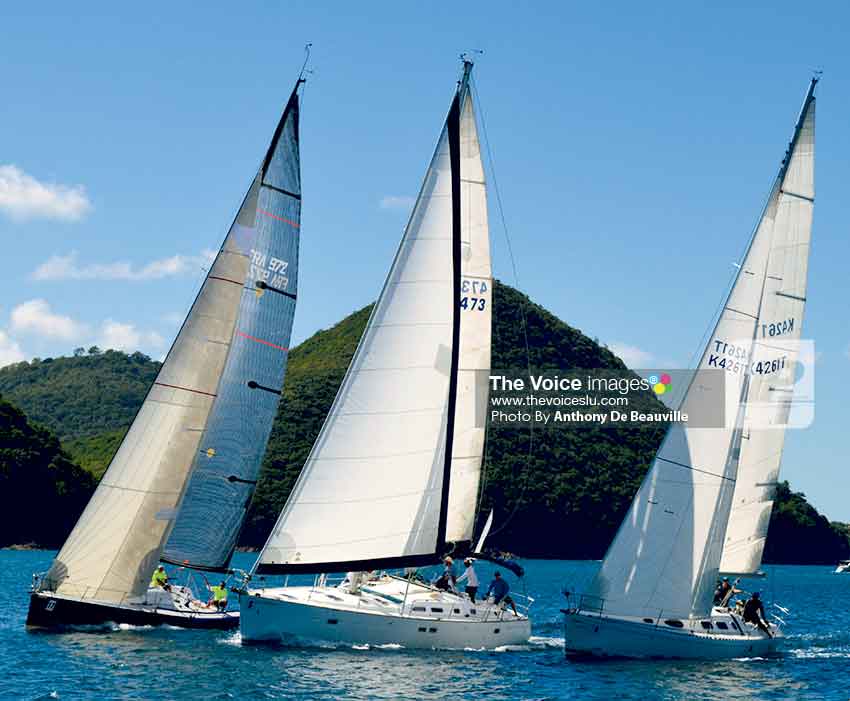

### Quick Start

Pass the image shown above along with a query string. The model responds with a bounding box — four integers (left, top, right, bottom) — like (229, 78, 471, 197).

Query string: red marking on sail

(236, 331, 289, 352)
(209, 275, 242, 286)
(154, 382, 217, 397)
(258, 209, 300, 228)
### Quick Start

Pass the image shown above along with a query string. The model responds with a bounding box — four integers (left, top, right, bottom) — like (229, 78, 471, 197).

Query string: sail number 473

(460, 279, 488, 311)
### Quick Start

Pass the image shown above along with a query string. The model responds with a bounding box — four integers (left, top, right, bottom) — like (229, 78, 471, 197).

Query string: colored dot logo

(649, 373, 672, 395)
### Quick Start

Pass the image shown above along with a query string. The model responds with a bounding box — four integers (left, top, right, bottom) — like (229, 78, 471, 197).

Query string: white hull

(563, 609, 781, 659)
(239, 576, 530, 649)
(834, 561, 850, 574)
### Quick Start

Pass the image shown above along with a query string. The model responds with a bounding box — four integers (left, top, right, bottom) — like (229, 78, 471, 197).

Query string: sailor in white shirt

(456, 558, 480, 602)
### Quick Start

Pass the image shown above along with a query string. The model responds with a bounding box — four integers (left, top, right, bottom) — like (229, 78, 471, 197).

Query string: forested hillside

(1, 283, 847, 564)
(0, 394, 95, 547)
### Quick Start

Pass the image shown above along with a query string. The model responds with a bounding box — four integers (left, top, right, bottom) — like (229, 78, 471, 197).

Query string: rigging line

(470, 73, 534, 540)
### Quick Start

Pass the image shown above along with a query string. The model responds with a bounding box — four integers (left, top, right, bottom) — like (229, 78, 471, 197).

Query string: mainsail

(719, 84, 815, 575)
(42, 80, 303, 604)
(163, 84, 303, 571)
(256, 62, 489, 574)
(586, 80, 816, 620)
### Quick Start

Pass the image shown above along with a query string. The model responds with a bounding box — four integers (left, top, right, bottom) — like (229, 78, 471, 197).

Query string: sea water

(1, 550, 846, 700)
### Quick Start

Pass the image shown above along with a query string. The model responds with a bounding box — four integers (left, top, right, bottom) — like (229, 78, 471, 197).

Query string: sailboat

(26, 75, 305, 630)
(563, 78, 816, 659)
(238, 60, 532, 649)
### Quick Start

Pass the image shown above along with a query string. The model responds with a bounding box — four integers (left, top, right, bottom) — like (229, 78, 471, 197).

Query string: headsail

(42, 81, 304, 603)
(719, 84, 815, 575)
(256, 62, 488, 574)
(162, 82, 303, 571)
(586, 80, 816, 620)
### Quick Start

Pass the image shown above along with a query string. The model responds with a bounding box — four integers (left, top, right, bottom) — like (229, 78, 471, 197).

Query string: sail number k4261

(761, 318, 795, 338)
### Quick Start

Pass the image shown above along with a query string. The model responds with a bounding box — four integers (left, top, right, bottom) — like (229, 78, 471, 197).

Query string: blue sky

(1, 2, 848, 520)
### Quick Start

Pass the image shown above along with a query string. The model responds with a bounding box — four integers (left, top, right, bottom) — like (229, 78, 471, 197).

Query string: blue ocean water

(1, 550, 846, 700)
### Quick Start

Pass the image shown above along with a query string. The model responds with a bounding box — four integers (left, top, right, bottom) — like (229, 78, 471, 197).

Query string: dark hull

(26, 592, 239, 631)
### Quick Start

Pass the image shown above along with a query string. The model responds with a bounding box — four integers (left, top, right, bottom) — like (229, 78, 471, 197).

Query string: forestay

(42, 82, 303, 603)
(163, 85, 302, 571)
(720, 90, 815, 575)
(257, 64, 486, 574)
(586, 81, 816, 620)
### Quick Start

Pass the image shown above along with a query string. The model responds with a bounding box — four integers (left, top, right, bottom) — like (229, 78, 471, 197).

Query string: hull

(240, 579, 530, 649)
(26, 591, 239, 631)
(562, 609, 782, 659)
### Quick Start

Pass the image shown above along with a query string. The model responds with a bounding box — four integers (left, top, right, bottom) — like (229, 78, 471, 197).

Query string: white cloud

(379, 195, 415, 211)
(0, 164, 92, 221)
(31, 249, 217, 282)
(608, 342, 655, 369)
(0, 330, 25, 368)
(98, 319, 165, 353)
(10, 299, 87, 341)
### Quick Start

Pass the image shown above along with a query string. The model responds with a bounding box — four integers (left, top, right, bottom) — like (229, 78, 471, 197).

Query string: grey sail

(40, 82, 303, 604)
(162, 83, 303, 571)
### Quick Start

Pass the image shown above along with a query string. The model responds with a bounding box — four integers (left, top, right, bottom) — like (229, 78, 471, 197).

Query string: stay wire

(470, 73, 534, 540)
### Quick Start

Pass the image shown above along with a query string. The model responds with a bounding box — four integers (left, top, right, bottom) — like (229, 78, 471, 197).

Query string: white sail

(45, 215, 253, 604)
(720, 97, 815, 574)
(257, 70, 481, 573)
(587, 82, 816, 620)
(446, 88, 492, 544)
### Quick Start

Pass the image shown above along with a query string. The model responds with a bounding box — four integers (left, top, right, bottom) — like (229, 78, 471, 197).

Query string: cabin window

(327, 619, 338, 625)
(454, 608, 461, 614)
(412, 606, 426, 612)
(642, 618, 654, 624)
(428, 627, 437, 633)
(418, 627, 426, 632)
(430, 607, 444, 613)
(494, 628, 500, 634)
(700, 621, 713, 630)
(664, 619, 684, 628)
(470, 609, 477, 614)
(729, 618, 743, 633)
(715, 622, 729, 630)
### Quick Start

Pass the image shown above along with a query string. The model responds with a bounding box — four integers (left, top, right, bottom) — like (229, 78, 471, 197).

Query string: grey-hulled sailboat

(27, 75, 305, 630)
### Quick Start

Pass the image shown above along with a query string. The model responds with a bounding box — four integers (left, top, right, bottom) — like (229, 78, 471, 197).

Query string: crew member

(150, 565, 169, 589)
(209, 581, 228, 611)
(456, 558, 479, 602)
(433, 556, 457, 592)
(742, 592, 772, 637)
(486, 571, 518, 616)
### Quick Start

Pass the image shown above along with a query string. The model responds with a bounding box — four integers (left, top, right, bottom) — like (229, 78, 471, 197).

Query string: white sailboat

(563, 78, 816, 659)
(239, 60, 532, 649)
(27, 75, 305, 630)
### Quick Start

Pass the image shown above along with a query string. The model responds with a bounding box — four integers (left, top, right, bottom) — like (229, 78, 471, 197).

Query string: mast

(254, 61, 485, 575)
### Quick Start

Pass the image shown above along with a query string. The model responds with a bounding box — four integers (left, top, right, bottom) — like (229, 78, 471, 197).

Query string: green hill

(0, 393, 95, 548)
(1, 283, 846, 563)
(0, 348, 159, 442)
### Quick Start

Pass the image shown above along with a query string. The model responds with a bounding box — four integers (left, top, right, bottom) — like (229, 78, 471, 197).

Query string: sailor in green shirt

(210, 581, 228, 611)
(150, 565, 169, 589)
